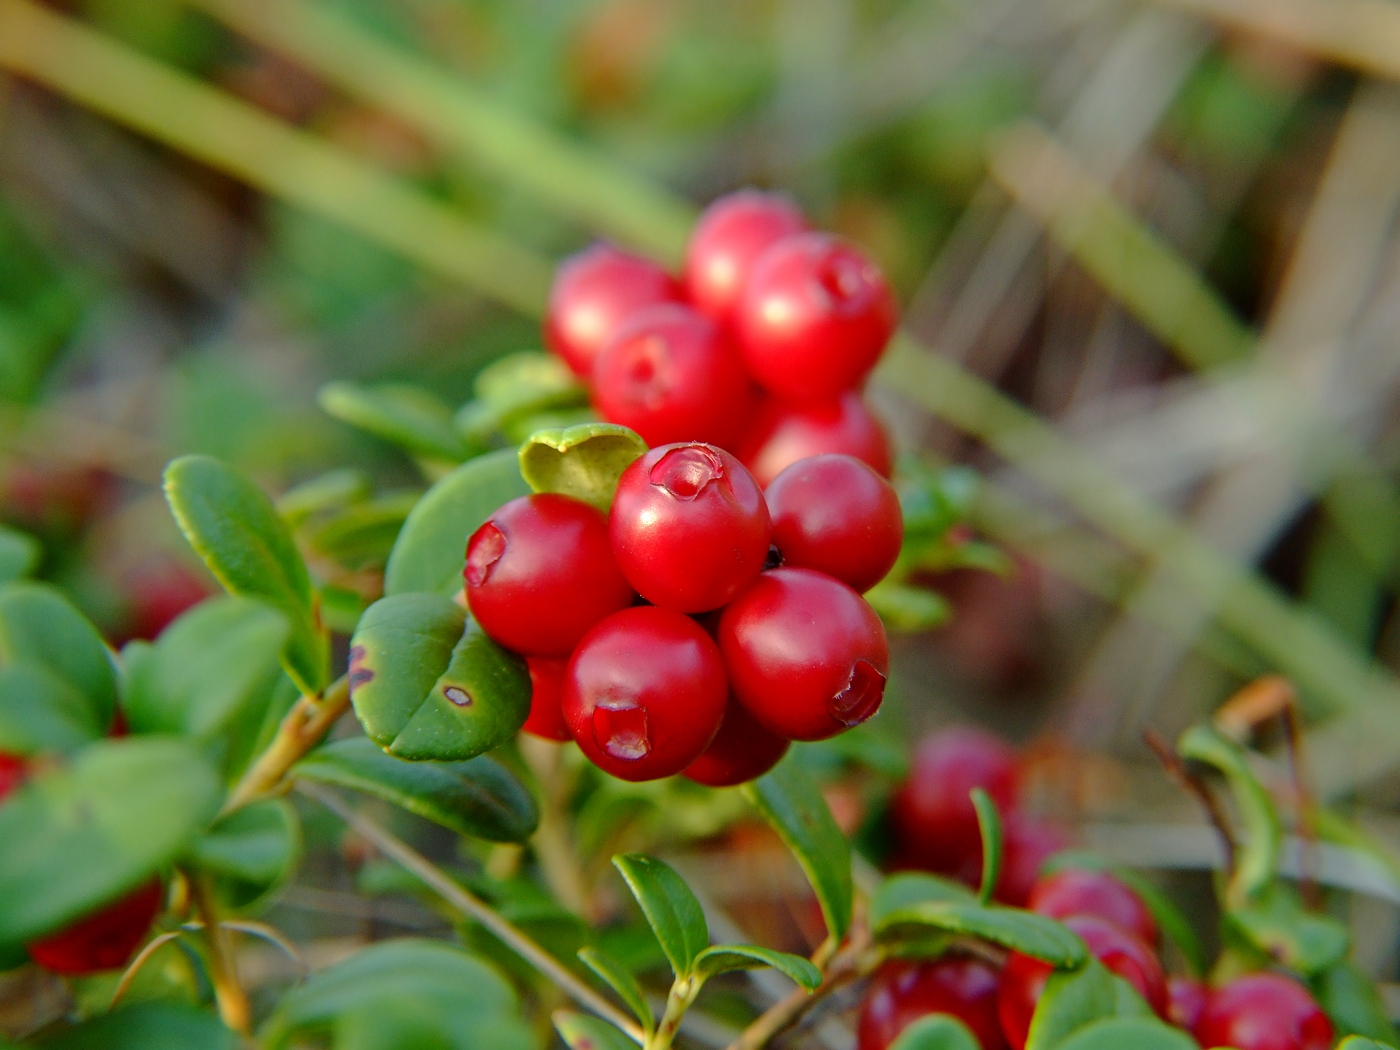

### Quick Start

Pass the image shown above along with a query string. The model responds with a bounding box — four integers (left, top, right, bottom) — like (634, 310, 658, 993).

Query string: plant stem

(188, 871, 251, 1036)
(519, 736, 596, 922)
(297, 780, 646, 1044)
(1143, 728, 1237, 879)
(724, 933, 873, 1050)
(646, 976, 699, 1050)
(221, 674, 351, 817)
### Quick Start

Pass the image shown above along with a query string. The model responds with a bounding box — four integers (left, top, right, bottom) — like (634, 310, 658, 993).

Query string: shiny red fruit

(27, 879, 163, 975)
(523, 657, 571, 741)
(0, 753, 25, 802)
(738, 392, 893, 488)
(736, 233, 898, 402)
(858, 957, 1009, 1050)
(998, 916, 1168, 1050)
(610, 444, 770, 613)
(121, 559, 212, 643)
(994, 815, 1070, 907)
(1195, 973, 1333, 1050)
(682, 696, 790, 787)
(1166, 976, 1208, 1034)
(545, 244, 681, 377)
(684, 191, 808, 322)
(767, 454, 903, 593)
(719, 567, 889, 741)
(562, 607, 728, 781)
(1028, 868, 1158, 946)
(465, 494, 633, 656)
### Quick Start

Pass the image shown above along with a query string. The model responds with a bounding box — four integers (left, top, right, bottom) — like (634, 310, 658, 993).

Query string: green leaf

(474, 351, 582, 409)
(0, 737, 220, 941)
(1314, 961, 1400, 1044)
(1228, 883, 1349, 975)
(742, 759, 853, 943)
(35, 1003, 240, 1050)
(295, 736, 538, 842)
(887, 1014, 981, 1050)
(1026, 958, 1151, 1050)
(971, 787, 1002, 904)
(1053, 1017, 1199, 1050)
(519, 422, 647, 511)
(612, 853, 709, 978)
(276, 467, 373, 525)
(190, 799, 301, 910)
(163, 455, 328, 695)
(694, 944, 821, 989)
(348, 593, 530, 760)
(863, 581, 951, 631)
(319, 381, 468, 462)
(0, 581, 116, 730)
(308, 492, 420, 570)
(0, 525, 39, 584)
(552, 1010, 641, 1050)
(578, 946, 654, 1036)
(870, 872, 977, 928)
(877, 901, 1088, 967)
(384, 449, 530, 597)
(0, 664, 101, 754)
(1337, 1039, 1400, 1050)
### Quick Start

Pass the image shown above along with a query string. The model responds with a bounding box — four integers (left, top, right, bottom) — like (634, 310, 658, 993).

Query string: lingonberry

(858, 957, 1009, 1050)
(562, 607, 727, 781)
(545, 243, 681, 377)
(0, 753, 25, 801)
(1166, 976, 1208, 1034)
(993, 813, 1070, 907)
(1194, 973, 1333, 1050)
(718, 567, 889, 741)
(27, 878, 164, 975)
(1028, 868, 1158, 945)
(610, 443, 770, 613)
(523, 657, 571, 741)
(684, 191, 808, 323)
(737, 392, 893, 488)
(465, 494, 633, 656)
(766, 454, 903, 593)
(997, 915, 1167, 1050)
(682, 696, 790, 787)
(592, 304, 756, 449)
(736, 232, 898, 402)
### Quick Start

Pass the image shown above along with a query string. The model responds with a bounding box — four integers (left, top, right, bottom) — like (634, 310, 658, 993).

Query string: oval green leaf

(0, 664, 101, 755)
(519, 422, 646, 511)
(552, 1010, 641, 1050)
(348, 593, 530, 761)
(308, 491, 420, 571)
(694, 944, 821, 990)
(164, 455, 328, 695)
(612, 853, 709, 979)
(971, 787, 1002, 904)
(1337, 1039, 1400, 1050)
(35, 1003, 240, 1050)
(190, 799, 301, 910)
(888, 1015, 981, 1050)
(1316, 961, 1400, 1045)
(0, 525, 39, 585)
(1228, 883, 1349, 976)
(871, 873, 976, 928)
(578, 946, 654, 1037)
(1026, 958, 1150, 1050)
(877, 901, 1088, 968)
(0, 737, 221, 941)
(276, 467, 373, 526)
(1054, 1017, 1199, 1050)
(383, 449, 530, 597)
(0, 581, 116, 730)
(319, 381, 468, 462)
(296, 736, 538, 842)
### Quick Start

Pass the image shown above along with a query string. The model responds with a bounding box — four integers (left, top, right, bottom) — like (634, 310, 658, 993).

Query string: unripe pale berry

(684, 191, 808, 322)
(737, 392, 893, 488)
(545, 244, 680, 377)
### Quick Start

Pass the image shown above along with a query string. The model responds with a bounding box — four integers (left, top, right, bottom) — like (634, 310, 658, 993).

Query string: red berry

(121, 559, 212, 643)
(523, 657, 571, 742)
(592, 304, 756, 448)
(562, 607, 727, 781)
(994, 815, 1070, 907)
(736, 233, 898, 402)
(1028, 869, 1158, 946)
(682, 696, 790, 787)
(738, 392, 893, 488)
(767, 454, 902, 593)
(610, 444, 770, 613)
(545, 244, 681, 377)
(719, 567, 889, 741)
(1166, 976, 1208, 1034)
(858, 957, 1009, 1050)
(27, 879, 163, 975)
(998, 916, 1167, 1050)
(1194, 973, 1333, 1050)
(465, 494, 633, 656)
(684, 191, 808, 323)
(0, 753, 25, 802)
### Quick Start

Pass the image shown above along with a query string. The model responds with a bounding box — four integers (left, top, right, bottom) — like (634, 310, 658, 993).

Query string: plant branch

(1144, 729, 1237, 879)
(188, 871, 251, 1036)
(647, 975, 699, 1050)
(297, 780, 645, 1044)
(519, 736, 596, 922)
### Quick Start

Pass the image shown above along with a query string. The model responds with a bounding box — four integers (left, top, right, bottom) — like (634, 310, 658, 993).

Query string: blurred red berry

(523, 657, 571, 741)
(994, 813, 1070, 907)
(684, 191, 808, 323)
(122, 560, 212, 642)
(27, 879, 164, 976)
(545, 244, 680, 377)
(1194, 973, 1333, 1050)
(682, 696, 790, 787)
(737, 392, 893, 488)
(0, 753, 25, 802)
(858, 957, 1009, 1050)
(1028, 868, 1158, 946)
(1166, 976, 1208, 1034)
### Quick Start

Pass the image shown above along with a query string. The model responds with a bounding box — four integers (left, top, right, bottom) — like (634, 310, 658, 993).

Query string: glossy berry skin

(858, 958, 1009, 1050)
(545, 243, 681, 377)
(1028, 868, 1158, 945)
(610, 444, 771, 613)
(1166, 976, 1208, 1034)
(465, 494, 633, 656)
(719, 567, 889, 741)
(998, 916, 1167, 1050)
(562, 607, 727, 781)
(592, 304, 756, 449)
(993, 814, 1070, 907)
(27, 879, 163, 975)
(1194, 973, 1333, 1050)
(684, 191, 808, 323)
(682, 696, 790, 787)
(739, 392, 893, 488)
(523, 657, 571, 741)
(767, 454, 903, 593)
(736, 233, 898, 402)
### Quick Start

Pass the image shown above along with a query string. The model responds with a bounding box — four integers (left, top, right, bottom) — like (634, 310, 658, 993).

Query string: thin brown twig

(1144, 728, 1237, 879)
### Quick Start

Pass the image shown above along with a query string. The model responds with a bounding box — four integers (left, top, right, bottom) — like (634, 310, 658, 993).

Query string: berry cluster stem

(188, 870, 251, 1036)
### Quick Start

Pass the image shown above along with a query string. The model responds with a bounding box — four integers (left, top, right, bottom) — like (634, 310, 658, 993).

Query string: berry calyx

(766, 454, 903, 593)
(719, 566, 889, 741)
(684, 190, 808, 323)
(737, 392, 893, 488)
(682, 696, 790, 787)
(562, 607, 727, 781)
(610, 443, 771, 613)
(0, 753, 25, 802)
(523, 657, 571, 741)
(27, 878, 164, 975)
(1028, 868, 1158, 946)
(545, 244, 681, 377)
(465, 494, 633, 656)
(858, 957, 1009, 1050)
(1166, 976, 1208, 1034)
(736, 232, 898, 402)
(1194, 973, 1333, 1050)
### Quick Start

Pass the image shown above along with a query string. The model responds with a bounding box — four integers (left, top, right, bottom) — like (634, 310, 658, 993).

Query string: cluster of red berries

(464, 447, 903, 784)
(545, 190, 896, 485)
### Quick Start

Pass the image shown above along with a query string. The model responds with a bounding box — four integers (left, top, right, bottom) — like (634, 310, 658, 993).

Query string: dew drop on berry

(594, 701, 651, 760)
(650, 444, 724, 501)
(828, 658, 886, 727)
(466, 522, 507, 586)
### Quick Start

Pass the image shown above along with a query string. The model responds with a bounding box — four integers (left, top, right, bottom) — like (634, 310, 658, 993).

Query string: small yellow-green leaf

(871, 872, 977, 929)
(319, 381, 468, 462)
(877, 901, 1088, 968)
(971, 788, 1002, 904)
(1026, 959, 1150, 1050)
(308, 491, 419, 570)
(0, 582, 116, 730)
(1336, 1038, 1400, 1050)
(0, 525, 39, 584)
(578, 947, 654, 1037)
(276, 468, 373, 526)
(864, 581, 951, 632)
(552, 1010, 640, 1050)
(694, 945, 821, 989)
(888, 1015, 981, 1050)
(1054, 1017, 1199, 1050)
(1228, 883, 1348, 976)
(612, 854, 709, 979)
(519, 423, 647, 511)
